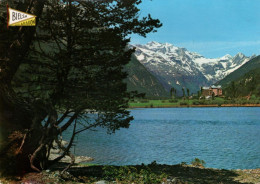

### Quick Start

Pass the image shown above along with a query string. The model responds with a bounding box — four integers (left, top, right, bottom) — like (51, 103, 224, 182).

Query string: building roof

(202, 87, 210, 90)
(202, 85, 222, 90)
(211, 85, 222, 89)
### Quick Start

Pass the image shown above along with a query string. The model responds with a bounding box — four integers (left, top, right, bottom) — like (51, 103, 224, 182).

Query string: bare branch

(75, 121, 102, 135)
(15, 130, 28, 155)
(60, 112, 79, 132)
(49, 118, 77, 166)
(56, 109, 71, 125)
(30, 143, 44, 172)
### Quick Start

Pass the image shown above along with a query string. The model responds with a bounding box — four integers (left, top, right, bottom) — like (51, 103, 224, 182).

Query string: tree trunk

(0, 0, 48, 175)
(0, 82, 44, 174)
(0, 82, 63, 174)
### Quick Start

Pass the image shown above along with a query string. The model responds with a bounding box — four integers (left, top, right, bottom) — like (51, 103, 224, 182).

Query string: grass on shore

(1, 161, 259, 184)
(129, 97, 260, 108)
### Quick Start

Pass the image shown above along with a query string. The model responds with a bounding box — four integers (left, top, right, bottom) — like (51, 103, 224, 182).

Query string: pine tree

(197, 90, 200, 98)
(170, 87, 175, 98)
(182, 87, 185, 97)
(0, 0, 161, 174)
(186, 88, 190, 97)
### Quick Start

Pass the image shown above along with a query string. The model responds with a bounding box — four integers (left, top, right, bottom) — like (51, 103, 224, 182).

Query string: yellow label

(9, 17, 36, 26)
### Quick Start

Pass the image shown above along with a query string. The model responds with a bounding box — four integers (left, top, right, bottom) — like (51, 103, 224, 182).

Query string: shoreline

(129, 104, 260, 108)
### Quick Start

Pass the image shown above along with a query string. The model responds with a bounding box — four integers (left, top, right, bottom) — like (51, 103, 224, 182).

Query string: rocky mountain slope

(133, 41, 254, 94)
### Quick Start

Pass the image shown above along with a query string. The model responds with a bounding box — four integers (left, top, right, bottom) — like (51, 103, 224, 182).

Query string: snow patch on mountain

(132, 41, 254, 93)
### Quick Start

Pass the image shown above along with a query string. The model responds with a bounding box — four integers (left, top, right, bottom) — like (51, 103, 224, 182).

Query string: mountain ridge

(132, 41, 254, 94)
(216, 55, 260, 88)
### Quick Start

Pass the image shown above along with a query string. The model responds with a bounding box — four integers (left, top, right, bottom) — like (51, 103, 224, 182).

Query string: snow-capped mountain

(133, 41, 254, 94)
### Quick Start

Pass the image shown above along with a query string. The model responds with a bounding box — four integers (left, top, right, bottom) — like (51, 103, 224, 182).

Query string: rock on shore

(49, 140, 94, 164)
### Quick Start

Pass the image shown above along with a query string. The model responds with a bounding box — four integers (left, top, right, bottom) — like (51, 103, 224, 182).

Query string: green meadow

(129, 97, 260, 108)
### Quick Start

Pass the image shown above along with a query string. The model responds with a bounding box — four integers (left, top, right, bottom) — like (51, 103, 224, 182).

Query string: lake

(66, 107, 260, 169)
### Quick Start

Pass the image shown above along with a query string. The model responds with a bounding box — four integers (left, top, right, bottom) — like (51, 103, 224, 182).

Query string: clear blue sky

(131, 0, 260, 58)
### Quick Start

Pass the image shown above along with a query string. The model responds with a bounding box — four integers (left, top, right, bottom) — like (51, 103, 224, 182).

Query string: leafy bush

(192, 100, 206, 105)
(169, 99, 178, 103)
(191, 158, 206, 168)
(240, 100, 247, 105)
(192, 100, 199, 105)
(180, 162, 188, 166)
(224, 100, 230, 104)
(103, 165, 167, 184)
(148, 160, 158, 167)
(180, 101, 188, 105)
(211, 98, 224, 106)
(230, 99, 236, 104)
(251, 95, 257, 100)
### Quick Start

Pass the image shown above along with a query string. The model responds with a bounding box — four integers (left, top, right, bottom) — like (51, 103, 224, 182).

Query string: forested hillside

(217, 55, 260, 88)
(224, 67, 260, 98)
(125, 55, 169, 97)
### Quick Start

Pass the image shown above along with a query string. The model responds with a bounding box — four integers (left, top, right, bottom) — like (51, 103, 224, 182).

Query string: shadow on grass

(65, 164, 253, 184)
(2, 163, 254, 184)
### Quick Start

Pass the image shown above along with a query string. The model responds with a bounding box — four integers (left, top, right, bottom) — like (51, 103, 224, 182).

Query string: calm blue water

(66, 107, 260, 169)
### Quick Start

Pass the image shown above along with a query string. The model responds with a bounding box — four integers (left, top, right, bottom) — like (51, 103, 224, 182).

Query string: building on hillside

(211, 85, 223, 96)
(201, 85, 222, 97)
